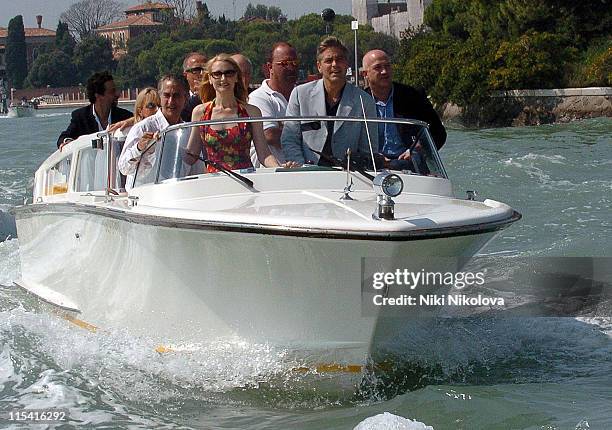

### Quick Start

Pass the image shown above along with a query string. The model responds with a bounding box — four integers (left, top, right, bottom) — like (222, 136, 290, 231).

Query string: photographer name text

(373, 294, 505, 307)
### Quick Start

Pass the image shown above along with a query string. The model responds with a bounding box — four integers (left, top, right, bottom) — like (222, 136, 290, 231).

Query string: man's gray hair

(158, 74, 189, 94)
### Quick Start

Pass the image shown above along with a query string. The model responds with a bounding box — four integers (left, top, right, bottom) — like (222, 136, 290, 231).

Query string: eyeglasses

(185, 66, 205, 74)
(274, 60, 299, 67)
(144, 102, 159, 109)
(210, 70, 237, 79)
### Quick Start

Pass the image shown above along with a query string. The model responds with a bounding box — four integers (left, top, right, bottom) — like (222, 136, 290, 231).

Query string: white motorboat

(7, 104, 35, 118)
(12, 117, 520, 372)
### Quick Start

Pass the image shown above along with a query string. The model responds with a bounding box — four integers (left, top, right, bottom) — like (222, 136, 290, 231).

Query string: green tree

(26, 51, 77, 87)
(55, 21, 76, 57)
(489, 31, 575, 90)
(154, 39, 208, 75)
(398, 0, 610, 123)
(579, 39, 612, 87)
(395, 32, 459, 105)
(73, 35, 115, 82)
(205, 39, 239, 57)
(236, 20, 285, 80)
(244, 3, 257, 19)
(6, 15, 28, 89)
(243, 3, 285, 22)
(287, 14, 327, 75)
(266, 6, 284, 22)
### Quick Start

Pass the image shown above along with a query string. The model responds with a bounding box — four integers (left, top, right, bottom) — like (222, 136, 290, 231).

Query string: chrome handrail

(162, 115, 431, 136)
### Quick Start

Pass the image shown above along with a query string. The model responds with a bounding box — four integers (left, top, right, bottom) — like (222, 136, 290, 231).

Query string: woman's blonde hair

(199, 54, 248, 104)
(134, 87, 161, 122)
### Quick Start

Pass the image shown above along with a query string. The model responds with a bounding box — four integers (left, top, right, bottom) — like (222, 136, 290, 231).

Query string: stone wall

(441, 87, 612, 127)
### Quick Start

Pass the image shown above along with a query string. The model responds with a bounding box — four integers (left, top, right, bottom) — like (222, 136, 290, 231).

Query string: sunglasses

(144, 102, 159, 109)
(210, 69, 237, 79)
(185, 66, 205, 74)
(274, 60, 299, 67)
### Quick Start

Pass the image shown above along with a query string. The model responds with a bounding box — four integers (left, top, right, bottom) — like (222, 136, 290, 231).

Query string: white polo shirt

(249, 79, 290, 166)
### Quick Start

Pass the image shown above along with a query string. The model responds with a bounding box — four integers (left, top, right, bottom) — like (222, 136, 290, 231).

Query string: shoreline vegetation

(397, 0, 611, 127)
(3, 1, 611, 128)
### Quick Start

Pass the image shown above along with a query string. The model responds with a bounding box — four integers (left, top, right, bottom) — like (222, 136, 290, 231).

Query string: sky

(0, 0, 352, 29)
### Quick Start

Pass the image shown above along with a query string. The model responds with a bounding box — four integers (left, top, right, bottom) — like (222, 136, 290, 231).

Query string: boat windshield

(131, 116, 447, 187)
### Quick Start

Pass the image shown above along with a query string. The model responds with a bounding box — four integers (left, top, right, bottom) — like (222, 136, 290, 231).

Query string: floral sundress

(199, 101, 253, 173)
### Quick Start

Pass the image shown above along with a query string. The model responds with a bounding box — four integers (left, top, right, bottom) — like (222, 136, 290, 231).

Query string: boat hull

(14, 204, 499, 366)
(7, 106, 35, 118)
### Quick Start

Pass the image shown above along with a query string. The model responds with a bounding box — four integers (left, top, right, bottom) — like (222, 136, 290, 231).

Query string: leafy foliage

(397, 0, 611, 110)
(243, 4, 285, 22)
(110, 8, 397, 86)
(574, 39, 612, 87)
(73, 35, 116, 83)
(55, 21, 76, 57)
(26, 51, 77, 87)
(489, 31, 575, 90)
(6, 15, 28, 89)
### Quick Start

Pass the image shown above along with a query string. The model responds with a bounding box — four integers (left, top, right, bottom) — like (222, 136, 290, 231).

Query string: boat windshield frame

(132, 116, 448, 187)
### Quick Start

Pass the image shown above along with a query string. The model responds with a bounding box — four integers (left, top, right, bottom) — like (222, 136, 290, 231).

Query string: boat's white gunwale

(13, 202, 521, 241)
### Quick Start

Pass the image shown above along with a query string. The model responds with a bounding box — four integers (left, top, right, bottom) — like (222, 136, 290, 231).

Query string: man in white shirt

(249, 42, 298, 166)
(119, 74, 188, 189)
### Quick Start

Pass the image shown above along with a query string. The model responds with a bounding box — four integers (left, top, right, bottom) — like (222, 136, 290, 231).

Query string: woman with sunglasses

(108, 87, 161, 132)
(186, 54, 289, 172)
(134, 87, 161, 122)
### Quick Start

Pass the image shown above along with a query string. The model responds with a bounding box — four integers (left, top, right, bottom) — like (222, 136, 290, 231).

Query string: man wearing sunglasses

(249, 42, 299, 165)
(181, 52, 208, 122)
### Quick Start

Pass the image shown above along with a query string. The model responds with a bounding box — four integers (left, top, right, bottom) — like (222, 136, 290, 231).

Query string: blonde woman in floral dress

(186, 54, 290, 171)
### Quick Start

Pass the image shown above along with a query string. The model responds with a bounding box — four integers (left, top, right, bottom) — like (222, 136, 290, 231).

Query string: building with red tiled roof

(0, 15, 55, 80)
(95, 1, 175, 58)
(124, 2, 174, 15)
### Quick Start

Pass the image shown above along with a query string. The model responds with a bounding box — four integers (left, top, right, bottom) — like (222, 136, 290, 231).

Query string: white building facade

(352, 0, 433, 39)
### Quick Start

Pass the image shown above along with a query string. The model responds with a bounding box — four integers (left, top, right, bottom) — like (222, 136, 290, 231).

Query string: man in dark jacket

(56, 71, 132, 149)
(362, 49, 446, 169)
(181, 52, 207, 122)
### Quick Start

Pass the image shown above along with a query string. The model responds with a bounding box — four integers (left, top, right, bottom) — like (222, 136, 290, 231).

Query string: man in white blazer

(281, 36, 378, 165)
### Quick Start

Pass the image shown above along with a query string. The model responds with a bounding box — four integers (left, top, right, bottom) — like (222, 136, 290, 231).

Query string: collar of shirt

(374, 87, 394, 117)
(260, 79, 289, 102)
(155, 108, 170, 128)
(92, 104, 112, 131)
(153, 107, 185, 130)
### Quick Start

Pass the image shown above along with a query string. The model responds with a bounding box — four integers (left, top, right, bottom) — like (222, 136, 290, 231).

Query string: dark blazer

(366, 82, 447, 150)
(56, 104, 133, 147)
(181, 93, 201, 122)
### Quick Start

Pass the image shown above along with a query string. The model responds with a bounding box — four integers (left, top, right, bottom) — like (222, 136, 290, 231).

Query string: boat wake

(0, 206, 17, 242)
(35, 112, 71, 118)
